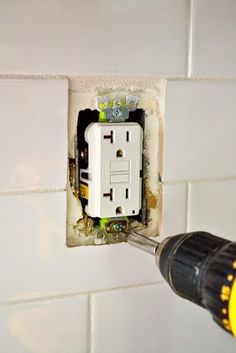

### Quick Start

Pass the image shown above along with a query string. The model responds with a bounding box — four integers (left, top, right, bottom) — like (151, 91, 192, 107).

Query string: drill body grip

(158, 231, 236, 336)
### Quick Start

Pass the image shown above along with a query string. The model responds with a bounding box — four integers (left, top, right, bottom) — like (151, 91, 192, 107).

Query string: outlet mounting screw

(113, 223, 124, 232)
(112, 108, 122, 118)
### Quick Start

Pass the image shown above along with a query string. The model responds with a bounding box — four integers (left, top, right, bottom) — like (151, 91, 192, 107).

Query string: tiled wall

(0, 1, 236, 352)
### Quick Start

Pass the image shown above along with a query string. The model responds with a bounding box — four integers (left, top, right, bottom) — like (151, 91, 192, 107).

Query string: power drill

(125, 231, 236, 337)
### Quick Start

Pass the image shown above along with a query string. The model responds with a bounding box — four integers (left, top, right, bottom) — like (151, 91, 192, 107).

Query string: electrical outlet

(66, 77, 165, 246)
(80, 122, 143, 218)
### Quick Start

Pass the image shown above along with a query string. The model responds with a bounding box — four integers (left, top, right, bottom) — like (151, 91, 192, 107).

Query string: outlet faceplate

(67, 77, 165, 247)
(81, 122, 143, 218)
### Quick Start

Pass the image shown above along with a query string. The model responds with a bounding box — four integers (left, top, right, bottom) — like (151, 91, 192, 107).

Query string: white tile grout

(88, 295, 95, 353)
(187, 0, 194, 78)
(0, 73, 68, 80)
(173, 76, 236, 81)
(0, 188, 66, 197)
(0, 281, 164, 309)
(162, 176, 236, 186)
(1, 73, 236, 82)
(185, 183, 191, 232)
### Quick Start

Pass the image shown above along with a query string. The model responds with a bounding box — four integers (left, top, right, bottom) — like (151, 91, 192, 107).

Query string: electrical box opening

(67, 78, 164, 246)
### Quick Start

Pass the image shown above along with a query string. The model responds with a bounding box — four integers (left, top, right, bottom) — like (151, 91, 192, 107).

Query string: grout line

(0, 281, 165, 309)
(167, 76, 236, 81)
(0, 187, 66, 197)
(162, 176, 236, 186)
(175, 75, 236, 82)
(1, 73, 236, 82)
(187, 0, 194, 78)
(0, 73, 68, 80)
(0, 73, 181, 82)
(185, 183, 191, 232)
(88, 295, 95, 353)
(166, 76, 236, 82)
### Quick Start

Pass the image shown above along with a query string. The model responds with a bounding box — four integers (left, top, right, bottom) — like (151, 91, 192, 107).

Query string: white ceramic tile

(0, 0, 187, 76)
(0, 80, 68, 191)
(161, 184, 187, 239)
(93, 283, 236, 353)
(189, 180, 236, 241)
(0, 296, 88, 353)
(0, 192, 161, 302)
(164, 80, 236, 181)
(192, 0, 236, 78)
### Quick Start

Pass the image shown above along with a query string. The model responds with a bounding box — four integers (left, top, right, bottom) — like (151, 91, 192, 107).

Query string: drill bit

(124, 230, 160, 256)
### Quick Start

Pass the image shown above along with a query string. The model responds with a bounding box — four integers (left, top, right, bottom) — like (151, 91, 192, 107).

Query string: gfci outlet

(81, 122, 143, 218)
(67, 77, 165, 247)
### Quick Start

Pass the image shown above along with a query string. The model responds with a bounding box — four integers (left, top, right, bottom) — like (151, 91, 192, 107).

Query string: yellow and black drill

(125, 231, 236, 337)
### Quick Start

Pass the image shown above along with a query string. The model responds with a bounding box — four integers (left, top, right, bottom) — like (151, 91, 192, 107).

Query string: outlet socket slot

(103, 131, 114, 143)
(116, 206, 123, 215)
(116, 149, 124, 158)
(103, 189, 113, 201)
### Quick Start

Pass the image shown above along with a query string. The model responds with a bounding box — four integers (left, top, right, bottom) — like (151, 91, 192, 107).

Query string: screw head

(112, 108, 122, 118)
(113, 223, 123, 232)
